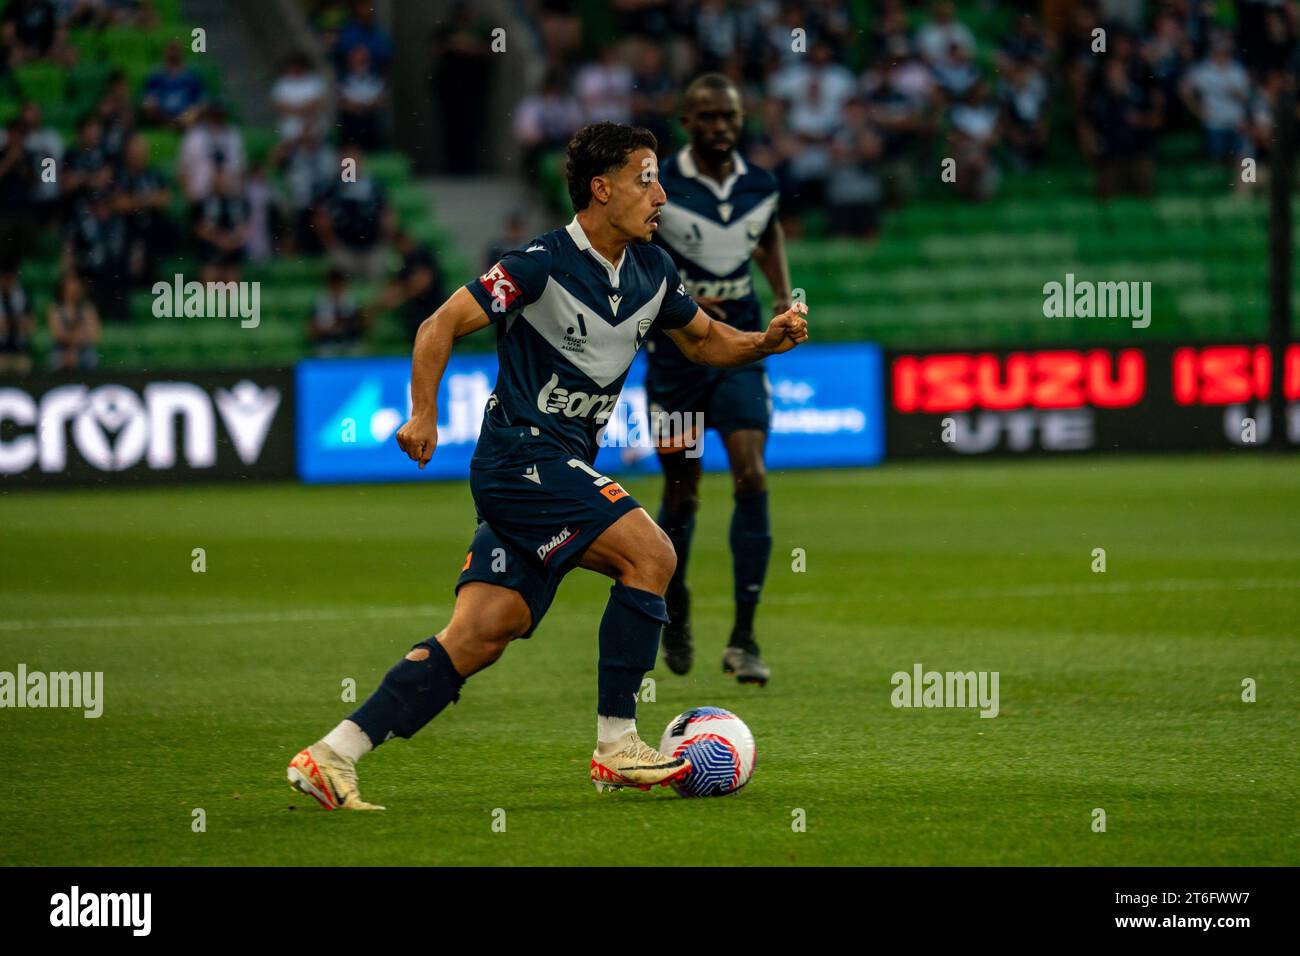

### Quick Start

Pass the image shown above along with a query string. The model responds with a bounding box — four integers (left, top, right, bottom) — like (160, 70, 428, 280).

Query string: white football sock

(323, 719, 373, 763)
(597, 715, 636, 746)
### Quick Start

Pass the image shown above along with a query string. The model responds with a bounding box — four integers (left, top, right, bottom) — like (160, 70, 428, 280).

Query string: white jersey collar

(677, 146, 747, 201)
(566, 215, 624, 288)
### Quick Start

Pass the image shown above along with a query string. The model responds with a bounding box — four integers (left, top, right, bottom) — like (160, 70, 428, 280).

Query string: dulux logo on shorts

(536, 527, 574, 562)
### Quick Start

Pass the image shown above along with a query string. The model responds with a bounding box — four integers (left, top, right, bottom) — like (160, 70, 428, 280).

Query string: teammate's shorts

(645, 364, 772, 451)
(455, 454, 642, 638)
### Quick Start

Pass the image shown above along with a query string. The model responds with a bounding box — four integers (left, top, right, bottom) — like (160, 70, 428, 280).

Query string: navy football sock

(598, 583, 668, 720)
(657, 500, 696, 626)
(729, 490, 771, 643)
(348, 637, 466, 747)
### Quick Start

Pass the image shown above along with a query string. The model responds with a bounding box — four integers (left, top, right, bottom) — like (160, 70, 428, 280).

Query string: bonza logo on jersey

(479, 263, 521, 312)
(536, 373, 619, 422)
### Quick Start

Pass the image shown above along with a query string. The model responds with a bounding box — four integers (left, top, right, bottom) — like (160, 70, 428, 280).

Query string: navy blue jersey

(647, 148, 779, 372)
(464, 217, 699, 467)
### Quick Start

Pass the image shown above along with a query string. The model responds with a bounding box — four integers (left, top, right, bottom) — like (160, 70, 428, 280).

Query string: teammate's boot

(287, 741, 385, 811)
(661, 578, 693, 675)
(722, 638, 771, 686)
(590, 731, 691, 792)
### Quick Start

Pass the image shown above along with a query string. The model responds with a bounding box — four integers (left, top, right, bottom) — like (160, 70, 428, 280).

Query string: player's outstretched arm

(395, 287, 492, 469)
(665, 302, 808, 369)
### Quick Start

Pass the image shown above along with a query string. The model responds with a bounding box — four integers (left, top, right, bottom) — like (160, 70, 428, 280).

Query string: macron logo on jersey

(480, 263, 522, 311)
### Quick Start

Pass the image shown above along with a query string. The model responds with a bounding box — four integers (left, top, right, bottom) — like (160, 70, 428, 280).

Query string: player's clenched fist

(396, 414, 439, 469)
(761, 302, 809, 354)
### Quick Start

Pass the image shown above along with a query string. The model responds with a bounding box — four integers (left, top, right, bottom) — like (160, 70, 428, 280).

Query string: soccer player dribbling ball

(287, 121, 808, 810)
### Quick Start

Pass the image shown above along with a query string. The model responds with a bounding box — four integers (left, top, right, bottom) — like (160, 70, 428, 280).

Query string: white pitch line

(0, 604, 446, 633)
(0, 578, 1295, 634)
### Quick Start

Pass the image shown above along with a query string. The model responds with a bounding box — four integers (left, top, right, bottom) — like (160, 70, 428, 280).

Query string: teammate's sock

(732, 601, 757, 639)
(348, 637, 466, 747)
(657, 500, 696, 625)
(729, 490, 771, 651)
(597, 583, 669, 720)
(596, 715, 637, 748)
(322, 719, 373, 763)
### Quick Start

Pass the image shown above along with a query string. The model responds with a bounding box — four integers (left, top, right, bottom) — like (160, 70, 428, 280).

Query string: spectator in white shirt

(1181, 31, 1251, 162)
(514, 71, 584, 179)
(948, 79, 1001, 201)
(178, 101, 246, 212)
(770, 40, 856, 139)
(916, 0, 976, 68)
(574, 48, 634, 125)
(771, 41, 857, 215)
(339, 44, 386, 149)
(271, 51, 328, 144)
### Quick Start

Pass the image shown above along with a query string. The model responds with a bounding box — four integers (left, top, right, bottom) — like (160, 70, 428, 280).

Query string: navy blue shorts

(455, 455, 642, 638)
(645, 364, 772, 447)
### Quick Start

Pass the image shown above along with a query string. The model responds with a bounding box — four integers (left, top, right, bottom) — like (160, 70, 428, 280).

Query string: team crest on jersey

(636, 315, 653, 346)
(718, 202, 733, 222)
(480, 263, 521, 311)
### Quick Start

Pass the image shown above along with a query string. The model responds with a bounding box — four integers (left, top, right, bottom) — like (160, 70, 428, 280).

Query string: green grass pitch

(1, 455, 1297, 866)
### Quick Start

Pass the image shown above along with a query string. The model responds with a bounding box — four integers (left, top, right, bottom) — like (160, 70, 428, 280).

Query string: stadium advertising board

(295, 343, 884, 483)
(887, 342, 1300, 457)
(0, 370, 294, 486)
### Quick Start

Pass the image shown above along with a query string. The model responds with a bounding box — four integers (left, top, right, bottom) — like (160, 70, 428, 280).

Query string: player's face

(683, 88, 743, 161)
(604, 147, 667, 243)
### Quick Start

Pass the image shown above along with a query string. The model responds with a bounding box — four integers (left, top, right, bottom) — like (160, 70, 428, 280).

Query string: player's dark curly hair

(565, 122, 658, 211)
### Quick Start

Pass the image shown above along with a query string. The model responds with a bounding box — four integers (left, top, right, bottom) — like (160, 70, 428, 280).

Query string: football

(659, 707, 757, 797)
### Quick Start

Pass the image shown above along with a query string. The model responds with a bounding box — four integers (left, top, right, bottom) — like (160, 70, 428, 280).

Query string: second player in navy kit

(286, 122, 808, 809)
(647, 74, 794, 685)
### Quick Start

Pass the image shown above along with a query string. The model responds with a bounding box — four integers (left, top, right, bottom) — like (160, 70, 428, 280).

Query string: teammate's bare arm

(395, 287, 491, 469)
(665, 302, 808, 369)
(752, 217, 792, 315)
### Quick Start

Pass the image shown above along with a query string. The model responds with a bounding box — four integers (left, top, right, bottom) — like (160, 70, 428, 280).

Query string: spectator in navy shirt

(378, 228, 444, 342)
(0, 265, 35, 376)
(141, 40, 206, 129)
(309, 268, 366, 355)
(63, 191, 130, 321)
(333, 1, 393, 77)
(313, 142, 393, 280)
